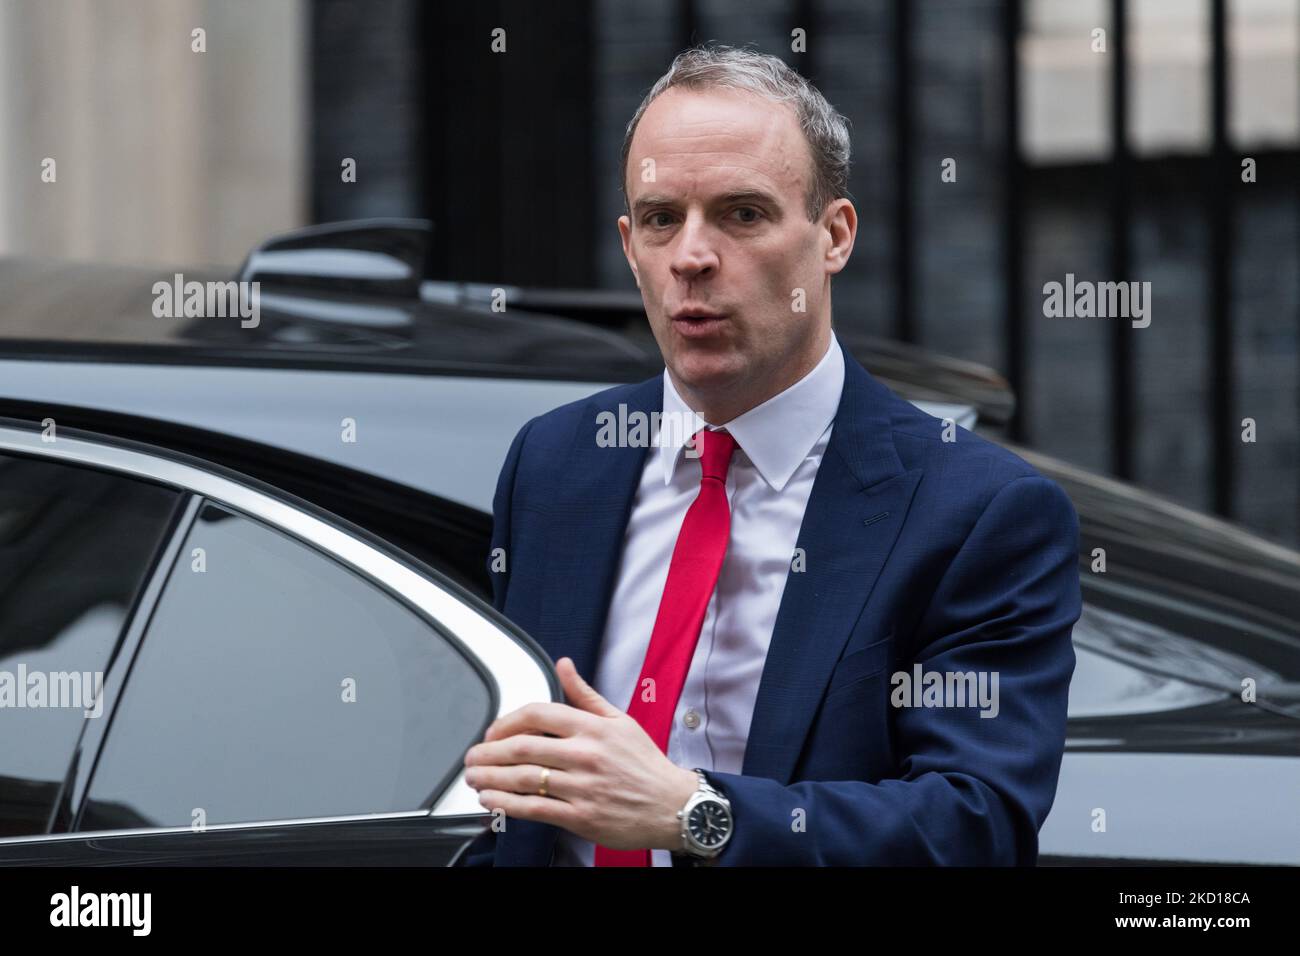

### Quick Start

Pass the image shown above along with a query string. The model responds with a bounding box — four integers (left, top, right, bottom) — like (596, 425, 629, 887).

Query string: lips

(670, 307, 728, 338)
(671, 307, 726, 322)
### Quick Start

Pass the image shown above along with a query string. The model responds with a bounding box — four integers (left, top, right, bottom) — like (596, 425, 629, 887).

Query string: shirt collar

(657, 333, 846, 492)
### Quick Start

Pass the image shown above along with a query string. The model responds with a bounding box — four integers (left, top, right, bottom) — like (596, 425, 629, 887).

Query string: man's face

(618, 86, 853, 410)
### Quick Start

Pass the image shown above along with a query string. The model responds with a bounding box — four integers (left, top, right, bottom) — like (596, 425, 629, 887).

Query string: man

(458, 44, 1080, 866)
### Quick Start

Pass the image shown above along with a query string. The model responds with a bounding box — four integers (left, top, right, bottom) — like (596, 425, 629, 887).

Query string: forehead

(626, 87, 810, 202)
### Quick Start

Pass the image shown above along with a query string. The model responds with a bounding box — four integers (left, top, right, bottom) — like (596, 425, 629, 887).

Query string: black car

(1, 221, 1296, 865)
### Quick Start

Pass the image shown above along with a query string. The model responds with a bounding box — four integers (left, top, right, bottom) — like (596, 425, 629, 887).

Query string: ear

(618, 215, 640, 289)
(823, 199, 857, 276)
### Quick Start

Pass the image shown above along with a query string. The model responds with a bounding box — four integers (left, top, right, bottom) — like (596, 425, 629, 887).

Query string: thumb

(557, 657, 621, 717)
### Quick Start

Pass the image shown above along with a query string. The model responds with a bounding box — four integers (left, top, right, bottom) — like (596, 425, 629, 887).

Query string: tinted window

(1068, 603, 1256, 718)
(81, 502, 492, 830)
(0, 453, 180, 837)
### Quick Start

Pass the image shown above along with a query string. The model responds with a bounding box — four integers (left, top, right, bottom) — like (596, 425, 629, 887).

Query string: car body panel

(0, 813, 485, 866)
(1039, 753, 1300, 864)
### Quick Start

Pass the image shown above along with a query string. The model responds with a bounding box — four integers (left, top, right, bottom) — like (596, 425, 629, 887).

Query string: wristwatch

(676, 768, 733, 864)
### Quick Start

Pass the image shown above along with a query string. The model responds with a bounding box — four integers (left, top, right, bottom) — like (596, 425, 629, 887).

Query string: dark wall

(312, 0, 596, 286)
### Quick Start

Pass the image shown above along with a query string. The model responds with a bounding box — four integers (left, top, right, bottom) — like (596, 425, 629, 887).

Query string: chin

(668, 348, 746, 393)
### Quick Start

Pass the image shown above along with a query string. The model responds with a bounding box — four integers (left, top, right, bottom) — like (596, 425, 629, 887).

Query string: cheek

(633, 248, 667, 296)
(746, 254, 806, 318)
(631, 264, 662, 308)
(749, 236, 810, 291)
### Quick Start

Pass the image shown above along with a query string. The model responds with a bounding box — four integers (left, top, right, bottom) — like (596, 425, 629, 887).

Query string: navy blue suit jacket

(460, 347, 1080, 866)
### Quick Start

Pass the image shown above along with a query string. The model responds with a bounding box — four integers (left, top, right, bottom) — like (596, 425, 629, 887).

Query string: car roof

(0, 256, 661, 383)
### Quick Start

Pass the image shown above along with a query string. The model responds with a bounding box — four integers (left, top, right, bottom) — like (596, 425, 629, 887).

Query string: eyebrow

(631, 189, 783, 217)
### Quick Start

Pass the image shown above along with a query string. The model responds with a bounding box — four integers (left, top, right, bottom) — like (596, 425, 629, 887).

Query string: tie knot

(690, 428, 737, 482)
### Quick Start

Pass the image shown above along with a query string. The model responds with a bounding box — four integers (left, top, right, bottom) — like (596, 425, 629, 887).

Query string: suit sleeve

(702, 474, 1081, 865)
(488, 416, 536, 613)
(456, 416, 537, 868)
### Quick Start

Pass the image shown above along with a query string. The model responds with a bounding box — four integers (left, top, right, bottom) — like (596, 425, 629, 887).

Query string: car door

(0, 419, 557, 865)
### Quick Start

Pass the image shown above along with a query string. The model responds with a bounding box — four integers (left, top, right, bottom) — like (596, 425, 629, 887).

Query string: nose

(670, 213, 719, 282)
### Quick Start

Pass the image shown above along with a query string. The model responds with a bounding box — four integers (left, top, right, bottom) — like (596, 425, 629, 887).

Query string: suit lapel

(741, 356, 921, 784)
(535, 375, 662, 680)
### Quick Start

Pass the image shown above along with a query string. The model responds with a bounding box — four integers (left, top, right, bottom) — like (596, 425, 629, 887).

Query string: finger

(465, 763, 576, 801)
(465, 732, 585, 772)
(478, 789, 578, 831)
(482, 700, 598, 742)
(557, 656, 622, 718)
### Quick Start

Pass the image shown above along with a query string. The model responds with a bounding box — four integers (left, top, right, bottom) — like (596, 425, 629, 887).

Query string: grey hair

(620, 43, 852, 222)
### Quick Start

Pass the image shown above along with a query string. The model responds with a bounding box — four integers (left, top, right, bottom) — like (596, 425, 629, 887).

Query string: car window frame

(0, 419, 557, 848)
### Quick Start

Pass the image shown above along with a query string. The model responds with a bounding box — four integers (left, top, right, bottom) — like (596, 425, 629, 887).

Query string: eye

(731, 206, 763, 224)
(645, 212, 675, 228)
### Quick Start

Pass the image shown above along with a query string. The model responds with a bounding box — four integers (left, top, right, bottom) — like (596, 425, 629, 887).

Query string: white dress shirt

(552, 333, 846, 866)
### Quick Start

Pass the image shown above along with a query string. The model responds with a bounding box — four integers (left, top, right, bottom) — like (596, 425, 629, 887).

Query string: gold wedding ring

(538, 766, 551, 797)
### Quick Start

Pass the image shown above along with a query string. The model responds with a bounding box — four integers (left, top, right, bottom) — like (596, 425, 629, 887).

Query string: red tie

(595, 427, 738, 866)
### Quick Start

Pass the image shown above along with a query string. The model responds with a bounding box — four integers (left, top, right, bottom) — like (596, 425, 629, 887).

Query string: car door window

(0, 453, 181, 837)
(79, 501, 492, 831)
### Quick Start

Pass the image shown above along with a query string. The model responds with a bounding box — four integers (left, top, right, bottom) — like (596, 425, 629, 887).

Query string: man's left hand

(462, 657, 699, 852)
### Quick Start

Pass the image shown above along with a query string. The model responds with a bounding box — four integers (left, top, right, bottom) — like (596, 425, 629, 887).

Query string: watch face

(688, 799, 731, 848)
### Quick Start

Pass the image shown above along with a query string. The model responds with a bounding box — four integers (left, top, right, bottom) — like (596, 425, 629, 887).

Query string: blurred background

(1, 0, 1296, 545)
